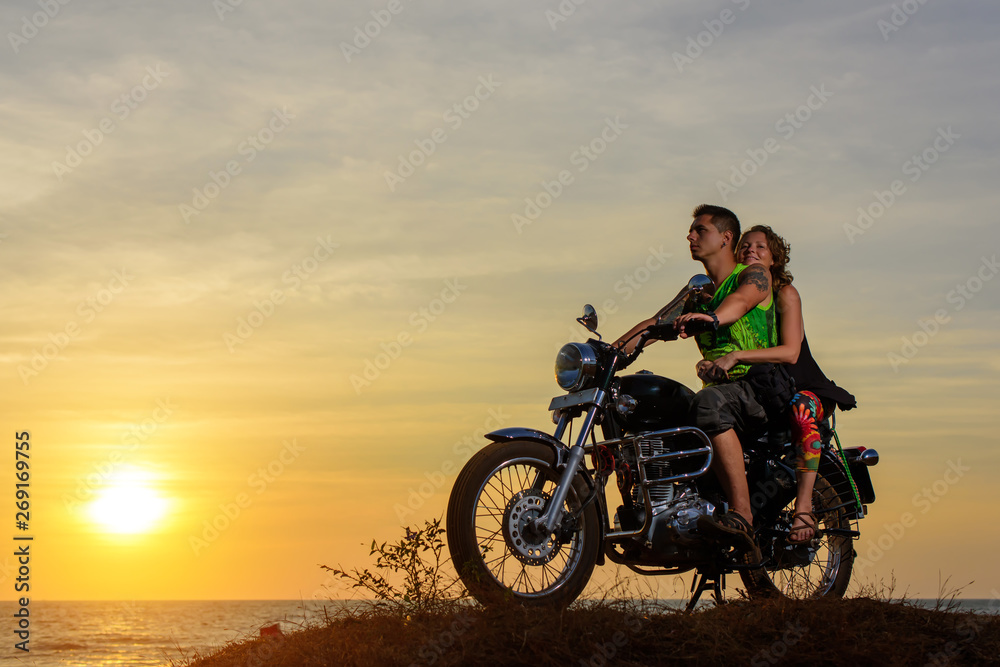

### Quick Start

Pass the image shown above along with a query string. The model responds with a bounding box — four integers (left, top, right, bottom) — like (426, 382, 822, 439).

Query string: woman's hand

(674, 312, 715, 339)
(696, 359, 728, 383)
(712, 352, 740, 373)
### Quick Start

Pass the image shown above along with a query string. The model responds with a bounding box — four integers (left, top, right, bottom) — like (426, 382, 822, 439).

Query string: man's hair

(692, 204, 741, 246)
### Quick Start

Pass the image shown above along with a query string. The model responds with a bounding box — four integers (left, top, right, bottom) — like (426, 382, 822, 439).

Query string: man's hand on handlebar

(673, 312, 718, 339)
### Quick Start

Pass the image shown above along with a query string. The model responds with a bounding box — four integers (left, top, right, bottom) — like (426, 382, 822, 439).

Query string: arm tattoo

(739, 264, 771, 294)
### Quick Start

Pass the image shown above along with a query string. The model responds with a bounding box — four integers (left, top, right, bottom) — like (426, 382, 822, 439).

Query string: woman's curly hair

(740, 224, 793, 292)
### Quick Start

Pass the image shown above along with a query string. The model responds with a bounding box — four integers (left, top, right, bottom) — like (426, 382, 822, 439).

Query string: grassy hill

(184, 595, 1000, 667)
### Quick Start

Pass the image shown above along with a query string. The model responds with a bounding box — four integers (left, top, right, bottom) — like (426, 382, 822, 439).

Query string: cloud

(3, 0, 1000, 600)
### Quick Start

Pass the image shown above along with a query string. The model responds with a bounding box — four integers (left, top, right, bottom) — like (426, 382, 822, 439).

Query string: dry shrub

(319, 517, 466, 615)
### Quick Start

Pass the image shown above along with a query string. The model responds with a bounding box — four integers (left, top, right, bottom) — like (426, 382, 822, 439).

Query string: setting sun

(86, 467, 170, 535)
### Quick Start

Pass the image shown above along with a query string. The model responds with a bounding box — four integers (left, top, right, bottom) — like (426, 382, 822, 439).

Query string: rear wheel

(447, 440, 600, 606)
(740, 472, 854, 599)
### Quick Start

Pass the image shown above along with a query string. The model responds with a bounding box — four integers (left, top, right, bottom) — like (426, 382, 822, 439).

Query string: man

(615, 204, 775, 548)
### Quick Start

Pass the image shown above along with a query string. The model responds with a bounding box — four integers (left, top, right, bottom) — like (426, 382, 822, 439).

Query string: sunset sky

(2, 0, 998, 601)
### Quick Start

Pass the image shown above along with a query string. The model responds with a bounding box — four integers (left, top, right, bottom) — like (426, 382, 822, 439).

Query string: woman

(696, 225, 856, 543)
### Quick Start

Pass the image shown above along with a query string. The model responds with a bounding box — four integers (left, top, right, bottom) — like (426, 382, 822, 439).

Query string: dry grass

(182, 594, 1000, 667)
(184, 524, 997, 666)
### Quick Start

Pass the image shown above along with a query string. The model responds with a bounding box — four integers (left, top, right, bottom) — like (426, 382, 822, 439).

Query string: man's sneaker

(697, 510, 756, 550)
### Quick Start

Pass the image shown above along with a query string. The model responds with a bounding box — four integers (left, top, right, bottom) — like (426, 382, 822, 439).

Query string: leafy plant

(320, 517, 465, 613)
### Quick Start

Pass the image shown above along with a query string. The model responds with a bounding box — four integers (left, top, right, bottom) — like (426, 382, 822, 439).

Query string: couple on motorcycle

(616, 204, 855, 551)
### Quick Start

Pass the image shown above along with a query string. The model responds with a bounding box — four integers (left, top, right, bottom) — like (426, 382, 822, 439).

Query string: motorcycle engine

(638, 436, 675, 505)
(615, 436, 715, 557)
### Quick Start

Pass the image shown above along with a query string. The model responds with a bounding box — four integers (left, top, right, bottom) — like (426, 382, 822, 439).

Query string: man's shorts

(691, 380, 768, 437)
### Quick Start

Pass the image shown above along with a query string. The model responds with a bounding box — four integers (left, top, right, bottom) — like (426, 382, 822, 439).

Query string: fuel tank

(615, 371, 696, 433)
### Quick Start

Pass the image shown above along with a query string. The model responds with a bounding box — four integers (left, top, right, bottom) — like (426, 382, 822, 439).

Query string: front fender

(486, 427, 567, 460)
(485, 427, 608, 565)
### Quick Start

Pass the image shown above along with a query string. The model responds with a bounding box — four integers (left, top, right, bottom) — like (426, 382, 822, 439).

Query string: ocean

(0, 599, 996, 667)
(0, 599, 343, 667)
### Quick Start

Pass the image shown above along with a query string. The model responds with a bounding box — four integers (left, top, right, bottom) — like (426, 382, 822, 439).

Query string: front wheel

(447, 440, 601, 607)
(740, 472, 855, 599)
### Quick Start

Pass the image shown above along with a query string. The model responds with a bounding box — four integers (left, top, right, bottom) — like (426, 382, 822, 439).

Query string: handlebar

(615, 318, 717, 370)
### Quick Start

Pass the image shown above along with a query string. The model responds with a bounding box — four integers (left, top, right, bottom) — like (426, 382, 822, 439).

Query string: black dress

(786, 335, 857, 414)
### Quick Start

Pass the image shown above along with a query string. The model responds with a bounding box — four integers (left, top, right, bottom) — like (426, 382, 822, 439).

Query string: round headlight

(555, 342, 598, 391)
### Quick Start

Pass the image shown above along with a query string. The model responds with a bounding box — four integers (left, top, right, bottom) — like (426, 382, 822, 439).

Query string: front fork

(532, 397, 604, 534)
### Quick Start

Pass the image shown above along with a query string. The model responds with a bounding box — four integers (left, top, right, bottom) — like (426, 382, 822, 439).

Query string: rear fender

(840, 447, 878, 507)
(750, 449, 865, 525)
(817, 451, 866, 521)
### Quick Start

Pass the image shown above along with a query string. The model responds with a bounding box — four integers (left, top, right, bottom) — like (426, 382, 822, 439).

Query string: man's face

(687, 214, 729, 261)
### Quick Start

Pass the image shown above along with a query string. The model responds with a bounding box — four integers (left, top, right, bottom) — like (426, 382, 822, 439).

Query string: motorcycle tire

(739, 472, 854, 599)
(447, 439, 601, 607)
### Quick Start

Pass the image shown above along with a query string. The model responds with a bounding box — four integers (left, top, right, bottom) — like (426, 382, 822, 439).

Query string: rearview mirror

(655, 274, 714, 325)
(577, 304, 599, 336)
(687, 274, 713, 293)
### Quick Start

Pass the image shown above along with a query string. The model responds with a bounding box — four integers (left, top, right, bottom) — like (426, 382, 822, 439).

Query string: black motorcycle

(447, 275, 879, 608)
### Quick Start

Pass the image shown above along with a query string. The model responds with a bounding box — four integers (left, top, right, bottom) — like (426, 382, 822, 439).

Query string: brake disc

(502, 490, 561, 565)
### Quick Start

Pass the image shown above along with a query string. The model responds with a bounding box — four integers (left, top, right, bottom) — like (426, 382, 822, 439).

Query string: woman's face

(737, 231, 774, 269)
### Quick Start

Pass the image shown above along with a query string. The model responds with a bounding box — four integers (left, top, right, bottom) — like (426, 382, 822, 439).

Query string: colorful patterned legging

(790, 391, 825, 473)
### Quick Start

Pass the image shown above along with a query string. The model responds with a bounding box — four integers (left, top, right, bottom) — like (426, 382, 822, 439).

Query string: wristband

(708, 311, 719, 330)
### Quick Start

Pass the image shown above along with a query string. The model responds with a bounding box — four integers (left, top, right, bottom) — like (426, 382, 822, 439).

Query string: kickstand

(686, 569, 726, 612)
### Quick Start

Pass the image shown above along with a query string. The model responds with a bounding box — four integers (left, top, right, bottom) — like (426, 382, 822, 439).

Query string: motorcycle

(446, 275, 879, 608)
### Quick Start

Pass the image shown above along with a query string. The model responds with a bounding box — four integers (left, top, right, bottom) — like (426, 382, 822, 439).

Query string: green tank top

(694, 264, 777, 383)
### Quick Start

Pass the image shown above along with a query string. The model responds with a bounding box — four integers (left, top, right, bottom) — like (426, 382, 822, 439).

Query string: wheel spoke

(480, 481, 507, 511)
(748, 474, 852, 600)
(530, 470, 545, 492)
(514, 465, 528, 492)
(510, 565, 527, 592)
(476, 524, 504, 545)
(539, 560, 550, 589)
(460, 455, 589, 599)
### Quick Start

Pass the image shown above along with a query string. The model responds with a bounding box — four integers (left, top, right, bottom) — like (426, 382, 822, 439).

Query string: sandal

(697, 510, 755, 550)
(788, 512, 818, 544)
